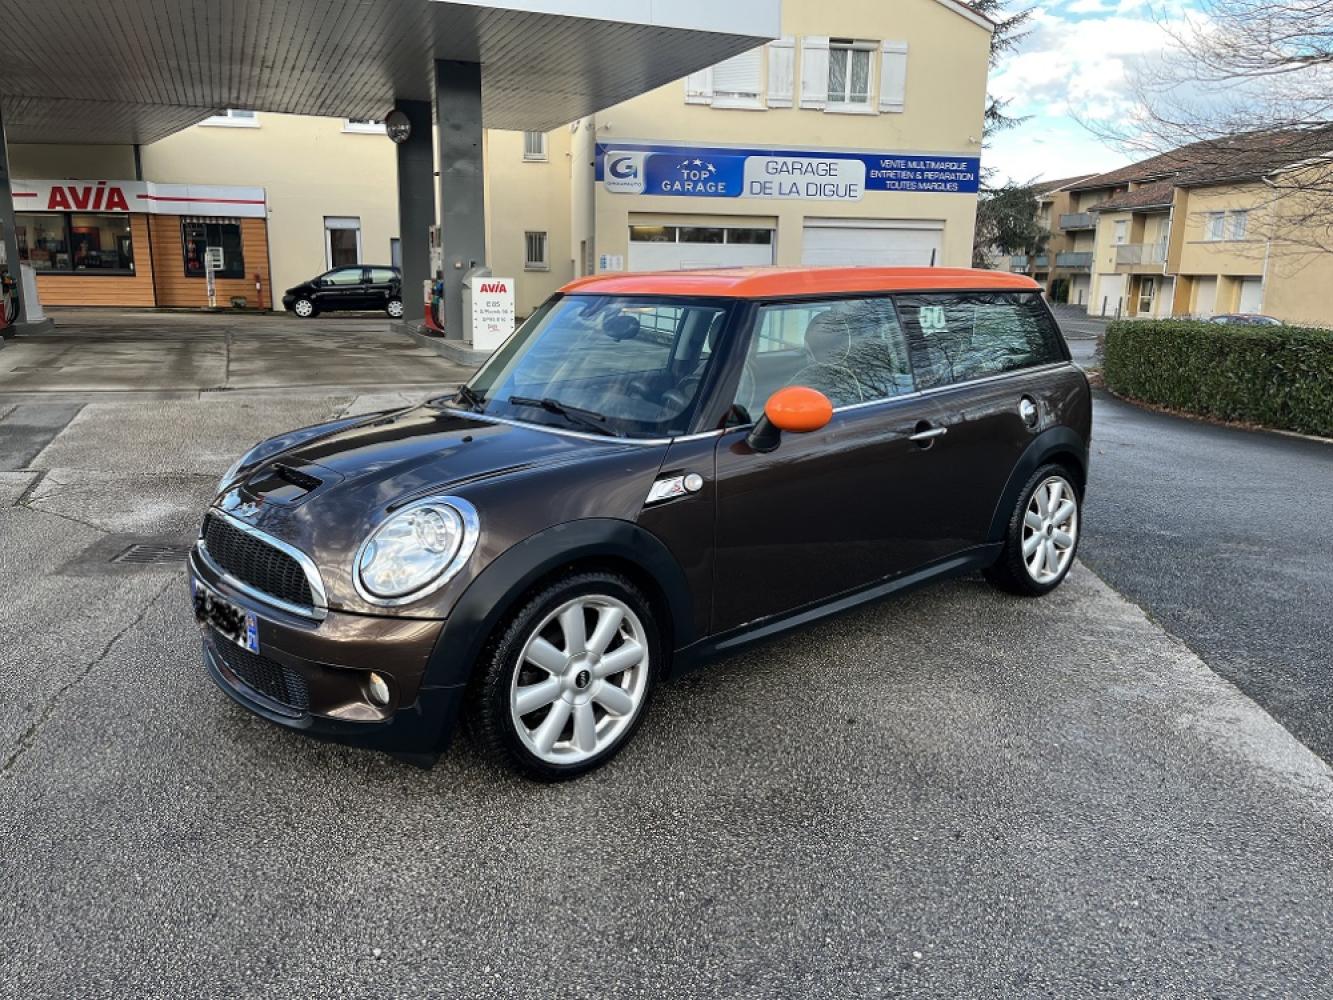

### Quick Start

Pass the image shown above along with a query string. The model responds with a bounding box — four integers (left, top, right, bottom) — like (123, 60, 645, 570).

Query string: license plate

(191, 577, 260, 654)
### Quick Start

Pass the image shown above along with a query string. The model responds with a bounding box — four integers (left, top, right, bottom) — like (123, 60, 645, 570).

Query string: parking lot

(2, 314, 1332, 997)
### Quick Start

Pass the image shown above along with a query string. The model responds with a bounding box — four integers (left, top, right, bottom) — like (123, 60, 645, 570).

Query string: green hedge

(1103, 320, 1333, 437)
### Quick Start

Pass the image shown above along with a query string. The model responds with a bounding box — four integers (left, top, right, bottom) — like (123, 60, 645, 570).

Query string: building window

(711, 49, 764, 109)
(1205, 212, 1226, 241)
(201, 109, 260, 128)
(182, 219, 245, 278)
(1113, 220, 1129, 245)
(525, 231, 549, 270)
(523, 132, 548, 161)
(15, 213, 134, 274)
(1228, 210, 1249, 240)
(344, 118, 386, 134)
(390, 238, 402, 270)
(630, 225, 774, 246)
(325, 217, 362, 269)
(829, 40, 874, 108)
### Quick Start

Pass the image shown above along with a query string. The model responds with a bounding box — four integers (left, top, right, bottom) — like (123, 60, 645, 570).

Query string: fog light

(367, 672, 391, 706)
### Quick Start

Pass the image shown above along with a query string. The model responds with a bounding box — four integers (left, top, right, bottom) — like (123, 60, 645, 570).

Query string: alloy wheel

(1022, 475, 1079, 584)
(294, 299, 314, 318)
(387, 299, 404, 319)
(509, 595, 650, 765)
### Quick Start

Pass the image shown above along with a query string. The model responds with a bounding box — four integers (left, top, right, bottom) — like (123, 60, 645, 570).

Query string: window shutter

(767, 36, 796, 108)
(800, 37, 830, 110)
(879, 41, 908, 113)
(685, 68, 714, 105)
(712, 48, 764, 106)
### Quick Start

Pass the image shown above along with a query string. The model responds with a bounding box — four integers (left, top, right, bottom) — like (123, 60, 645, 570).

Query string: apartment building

(5, 0, 993, 319)
(1027, 129, 1333, 325)
(1009, 174, 1095, 304)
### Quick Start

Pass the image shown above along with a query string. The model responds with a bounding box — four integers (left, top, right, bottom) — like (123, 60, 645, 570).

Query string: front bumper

(281, 295, 297, 311)
(188, 546, 459, 759)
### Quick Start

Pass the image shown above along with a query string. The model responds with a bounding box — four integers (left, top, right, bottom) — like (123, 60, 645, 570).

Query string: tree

(973, 181, 1048, 267)
(1085, 0, 1333, 252)
(968, 0, 1035, 136)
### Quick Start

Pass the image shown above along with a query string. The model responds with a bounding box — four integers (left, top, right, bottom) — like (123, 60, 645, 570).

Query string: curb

(392, 322, 492, 367)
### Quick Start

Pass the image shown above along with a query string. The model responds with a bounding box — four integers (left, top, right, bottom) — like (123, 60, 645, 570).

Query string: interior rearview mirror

(746, 386, 833, 453)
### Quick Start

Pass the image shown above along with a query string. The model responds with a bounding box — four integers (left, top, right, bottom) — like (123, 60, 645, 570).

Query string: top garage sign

(597, 142, 981, 201)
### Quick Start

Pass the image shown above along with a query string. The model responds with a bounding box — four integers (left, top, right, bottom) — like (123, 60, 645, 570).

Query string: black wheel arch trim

(419, 518, 694, 727)
(986, 427, 1088, 544)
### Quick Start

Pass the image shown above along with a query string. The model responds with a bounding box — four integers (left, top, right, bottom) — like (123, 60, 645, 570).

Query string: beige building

(1025, 129, 1333, 326)
(1008, 175, 1095, 304)
(6, 0, 993, 319)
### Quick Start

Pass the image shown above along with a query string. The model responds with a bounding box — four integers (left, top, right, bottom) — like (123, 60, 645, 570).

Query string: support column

(395, 99, 434, 328)
(435, 60, 486, 341)
(0, 100, 28, 329)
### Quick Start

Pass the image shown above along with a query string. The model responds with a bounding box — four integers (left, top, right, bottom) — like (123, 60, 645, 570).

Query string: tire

(386, 298, 405, 320)
(984, 463, 1082, 597)
(470, 571, 660, 781)
(292, 298, 316, 319)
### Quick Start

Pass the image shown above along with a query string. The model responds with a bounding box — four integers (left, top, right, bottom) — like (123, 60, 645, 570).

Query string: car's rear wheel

(386, 298, 404, 319)
(293, 298, 316, 319)
(470, 571, 659, 780)
(985, 463, 1081, 597)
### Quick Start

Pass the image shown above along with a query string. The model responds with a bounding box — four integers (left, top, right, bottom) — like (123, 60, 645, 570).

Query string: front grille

(212, 640, 311, 715)
(202, 513, 314, 609)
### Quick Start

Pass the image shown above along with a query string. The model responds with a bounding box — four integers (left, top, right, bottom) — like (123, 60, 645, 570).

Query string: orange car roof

(560, 267, 1040, 299)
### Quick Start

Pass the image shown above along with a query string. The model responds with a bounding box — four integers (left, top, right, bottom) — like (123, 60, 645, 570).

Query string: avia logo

(47, 182, 131, 212)
(478, 282, 509, 293)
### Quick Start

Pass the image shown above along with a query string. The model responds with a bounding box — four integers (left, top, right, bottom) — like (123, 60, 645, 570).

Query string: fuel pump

(425, 226, 446, 332)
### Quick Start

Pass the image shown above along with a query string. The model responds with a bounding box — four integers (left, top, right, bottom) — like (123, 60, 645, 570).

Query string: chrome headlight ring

(353, 496, 481, 607)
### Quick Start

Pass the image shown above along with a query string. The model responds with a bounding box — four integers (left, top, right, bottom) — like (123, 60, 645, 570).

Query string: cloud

(983, 2, 1195, 183)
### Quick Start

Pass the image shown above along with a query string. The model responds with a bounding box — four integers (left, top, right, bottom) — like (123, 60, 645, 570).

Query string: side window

(896, 292, 1065, 389)
(323, 267, 365, 286)
(367, 267, 398, 284)
(733, 297, 914, 418)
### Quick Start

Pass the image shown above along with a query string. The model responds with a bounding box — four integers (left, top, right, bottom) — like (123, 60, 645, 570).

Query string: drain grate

(111, 542, 192, 566)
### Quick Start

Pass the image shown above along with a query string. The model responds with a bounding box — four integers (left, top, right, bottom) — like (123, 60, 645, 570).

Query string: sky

(983, 0, 1194, 185)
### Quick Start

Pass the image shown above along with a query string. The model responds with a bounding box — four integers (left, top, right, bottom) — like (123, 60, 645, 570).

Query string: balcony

(1114, 243, 1167, 272)
(1055, 251, 1093, 271)
(1010, 254, 1050, 272)
(1060, 212, 1096, 231)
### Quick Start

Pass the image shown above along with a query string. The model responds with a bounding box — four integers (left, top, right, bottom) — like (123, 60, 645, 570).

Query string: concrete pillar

(435, 60, 486, 341)
(395, 99, 435, 327)
(0, 101, 27, 328)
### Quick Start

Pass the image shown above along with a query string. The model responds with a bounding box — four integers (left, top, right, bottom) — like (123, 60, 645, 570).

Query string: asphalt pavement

(1081, 393, 1333, 761)
(1, 312, 1331, 997)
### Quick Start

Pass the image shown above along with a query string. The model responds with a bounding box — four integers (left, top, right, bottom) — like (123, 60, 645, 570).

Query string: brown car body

(188, 267, 1091, 766)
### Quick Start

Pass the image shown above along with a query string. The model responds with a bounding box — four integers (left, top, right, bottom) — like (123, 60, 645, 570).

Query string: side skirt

(671, 544, 1003, 675)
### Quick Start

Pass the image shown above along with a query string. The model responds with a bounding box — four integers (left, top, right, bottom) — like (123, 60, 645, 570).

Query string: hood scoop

(242, 462, 340, 506)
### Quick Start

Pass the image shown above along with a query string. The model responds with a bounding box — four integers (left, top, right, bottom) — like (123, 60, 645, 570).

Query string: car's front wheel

(985, 463, 1081, 596)
(292, 298, 316, 319)
(471, 571, 659, 781)
(386, 297, 404, 319)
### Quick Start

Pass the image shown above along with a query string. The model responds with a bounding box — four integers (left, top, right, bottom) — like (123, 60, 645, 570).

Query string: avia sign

(12, 179, 268, 218)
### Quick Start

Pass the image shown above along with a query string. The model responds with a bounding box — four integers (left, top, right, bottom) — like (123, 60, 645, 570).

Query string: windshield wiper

(455, 384, 487, 411)
(507, 396, 620, 437)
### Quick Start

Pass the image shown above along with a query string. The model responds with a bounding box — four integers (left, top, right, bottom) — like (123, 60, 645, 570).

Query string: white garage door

(1238, 277, 1264, 314)
(1193, 277, 1218, 317)
(801, 220, 943, 267)
(628, 224, 775, 271)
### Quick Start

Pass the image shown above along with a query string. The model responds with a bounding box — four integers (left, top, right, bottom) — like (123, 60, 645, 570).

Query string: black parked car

(193, 267, 1092, 780)
(282, 265, 403, 319)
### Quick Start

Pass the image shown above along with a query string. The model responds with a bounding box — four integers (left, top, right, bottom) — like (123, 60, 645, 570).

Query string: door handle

(909, 426, 949, 443)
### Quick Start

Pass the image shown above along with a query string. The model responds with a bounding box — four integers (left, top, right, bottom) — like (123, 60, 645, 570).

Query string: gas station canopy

(0, 0, 781, 143)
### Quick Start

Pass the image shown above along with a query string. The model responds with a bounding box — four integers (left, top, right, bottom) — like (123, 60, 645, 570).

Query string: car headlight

(355, 497, 480, 605)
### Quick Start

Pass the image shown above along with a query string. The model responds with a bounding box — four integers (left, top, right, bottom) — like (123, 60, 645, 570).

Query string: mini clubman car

(190, 267, 1091, 780)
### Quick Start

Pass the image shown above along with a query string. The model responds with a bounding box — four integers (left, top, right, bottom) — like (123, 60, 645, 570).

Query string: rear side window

(367, 268, 398, 283)
(895, 292, 1065, 389)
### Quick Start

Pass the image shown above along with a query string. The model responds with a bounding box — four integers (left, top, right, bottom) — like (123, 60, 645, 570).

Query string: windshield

(460, 295, 733, 439)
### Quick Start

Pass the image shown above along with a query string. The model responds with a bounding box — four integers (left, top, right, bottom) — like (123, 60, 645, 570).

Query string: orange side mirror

(764, 386, 834, 433)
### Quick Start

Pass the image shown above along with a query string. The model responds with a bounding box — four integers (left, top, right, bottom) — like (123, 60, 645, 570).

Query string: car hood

(214, 405, 663, 613)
